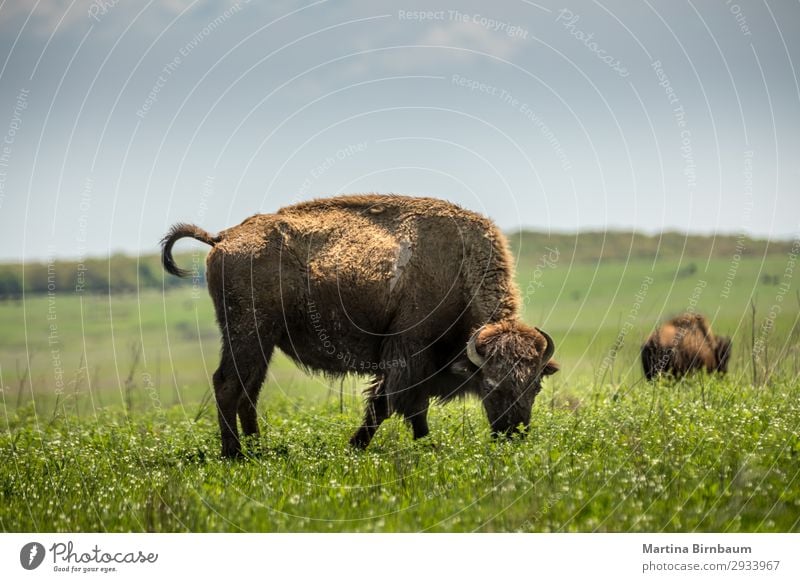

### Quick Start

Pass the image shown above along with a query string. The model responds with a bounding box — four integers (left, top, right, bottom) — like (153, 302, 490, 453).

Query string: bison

(641, 313, 732, 381)
(161, 194, 559, 457)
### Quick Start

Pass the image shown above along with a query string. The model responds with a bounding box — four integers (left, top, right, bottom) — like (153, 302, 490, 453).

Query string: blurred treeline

(0, 252, 204, 298)
(510, 230, 792, 264)
(0, 231, 793, 298)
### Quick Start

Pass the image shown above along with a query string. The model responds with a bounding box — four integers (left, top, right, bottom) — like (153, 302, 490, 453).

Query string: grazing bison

(641, 313, 732, 381)
(162, 195, 559, 457)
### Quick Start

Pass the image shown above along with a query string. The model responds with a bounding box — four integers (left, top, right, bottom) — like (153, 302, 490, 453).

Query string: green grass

(1, 250, 799, 532)
(2, 378, 798, 532)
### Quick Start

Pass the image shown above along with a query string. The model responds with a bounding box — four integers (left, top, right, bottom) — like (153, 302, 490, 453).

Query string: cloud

(364, 16, 529, 76)
(417, 17, 527, 61)
(0, 0, 226, 38)
(0, 0, 87, 37)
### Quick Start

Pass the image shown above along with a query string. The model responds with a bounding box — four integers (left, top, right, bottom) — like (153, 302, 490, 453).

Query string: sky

(0, 0, 798, 262)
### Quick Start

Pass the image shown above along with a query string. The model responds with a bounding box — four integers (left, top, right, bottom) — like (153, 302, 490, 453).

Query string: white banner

(2, 533, 798, 581)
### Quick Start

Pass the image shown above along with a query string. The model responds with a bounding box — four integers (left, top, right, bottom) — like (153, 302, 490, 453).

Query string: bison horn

(535, 327, 555, 366)
(466, 327, 486, 367)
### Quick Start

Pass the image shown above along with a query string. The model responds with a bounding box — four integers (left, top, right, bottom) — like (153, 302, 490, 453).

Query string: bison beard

(641, 313, 732, 381)
(162, 194, 559, 458)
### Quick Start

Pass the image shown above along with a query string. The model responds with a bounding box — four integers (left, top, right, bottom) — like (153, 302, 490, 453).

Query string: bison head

(464, 321, 559, 437)
(714, 336, 732, 373)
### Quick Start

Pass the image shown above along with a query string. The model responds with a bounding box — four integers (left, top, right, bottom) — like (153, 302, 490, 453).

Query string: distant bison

(161, 195, 559, 457)
(641, 313, 732, 380)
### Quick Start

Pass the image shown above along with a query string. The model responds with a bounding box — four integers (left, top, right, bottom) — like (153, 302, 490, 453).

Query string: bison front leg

(642, 343, 657, 381)
(399, 394, 430, 440)
(350, 378, 389, 449)
(410, 406, 430, 440)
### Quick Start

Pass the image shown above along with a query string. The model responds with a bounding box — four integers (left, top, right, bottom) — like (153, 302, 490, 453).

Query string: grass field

(1, 241, 799, 532)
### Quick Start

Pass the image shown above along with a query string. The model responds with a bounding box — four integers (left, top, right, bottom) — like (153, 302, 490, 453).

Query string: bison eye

(525, 377, 544, 392)
(484, 378, 499, 390)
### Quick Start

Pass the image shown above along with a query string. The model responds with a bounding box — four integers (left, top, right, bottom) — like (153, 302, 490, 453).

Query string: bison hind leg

(213, 336, 272, 459)
(238, 344, 273, 439)
(212, 359, 245, 459)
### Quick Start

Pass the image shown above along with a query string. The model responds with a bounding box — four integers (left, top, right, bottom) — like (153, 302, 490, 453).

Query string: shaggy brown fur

(641, 313, 732, 381)
(162, 194, 559, 457)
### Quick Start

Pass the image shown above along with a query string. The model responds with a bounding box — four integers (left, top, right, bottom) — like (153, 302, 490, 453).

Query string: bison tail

(160, 223, 220, 278)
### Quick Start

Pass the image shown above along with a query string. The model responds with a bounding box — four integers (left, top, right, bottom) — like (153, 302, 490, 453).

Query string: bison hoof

(412, 427, 430, 440)
(221, 441, 243, 459)
(349, 429, 372, 450)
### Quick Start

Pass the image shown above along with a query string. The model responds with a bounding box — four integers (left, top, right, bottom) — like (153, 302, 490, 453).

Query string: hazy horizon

(0, 223, 793, 266)
(1, 0, 798, 262)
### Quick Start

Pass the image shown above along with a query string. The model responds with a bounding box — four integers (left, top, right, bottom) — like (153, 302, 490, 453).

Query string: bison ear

(542, 360, 560, 376)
